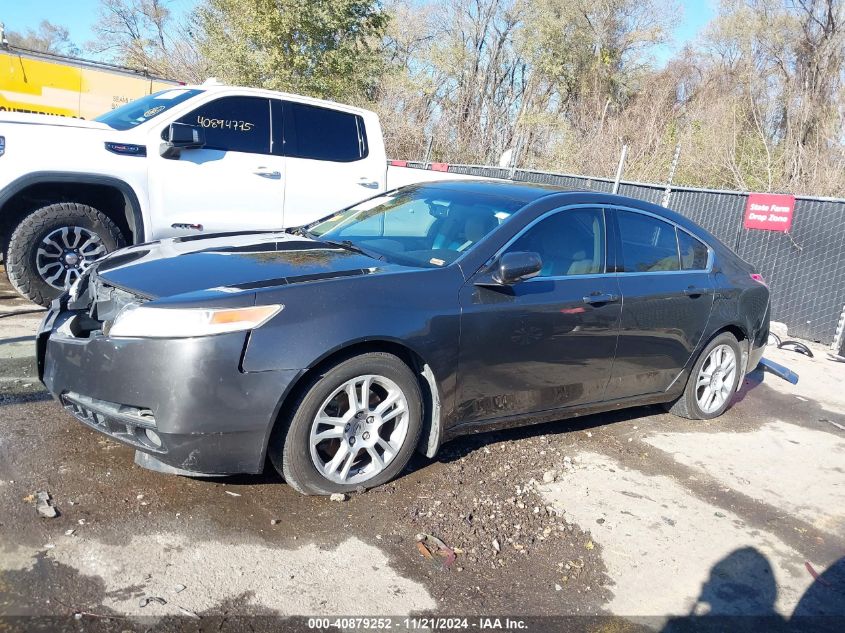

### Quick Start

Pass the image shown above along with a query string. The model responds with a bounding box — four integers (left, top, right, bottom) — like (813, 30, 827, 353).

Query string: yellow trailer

(0, 44, 179, 120)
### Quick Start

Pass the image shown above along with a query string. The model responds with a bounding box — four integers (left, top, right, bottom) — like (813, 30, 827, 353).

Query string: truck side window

(177, 97, 271, 154)
(283, 101, 367, 162)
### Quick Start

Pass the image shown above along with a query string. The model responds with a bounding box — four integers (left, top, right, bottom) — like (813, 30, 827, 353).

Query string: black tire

(270, 352, 423, 495)
(666, 332, 742, 420)
(6, 203, 124, 306)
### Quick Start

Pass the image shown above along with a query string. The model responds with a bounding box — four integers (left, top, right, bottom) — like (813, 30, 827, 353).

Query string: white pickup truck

(0, 84, 464, 305)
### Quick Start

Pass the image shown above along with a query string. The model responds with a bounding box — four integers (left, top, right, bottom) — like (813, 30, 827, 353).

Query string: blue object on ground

(758, 357, 800, 385)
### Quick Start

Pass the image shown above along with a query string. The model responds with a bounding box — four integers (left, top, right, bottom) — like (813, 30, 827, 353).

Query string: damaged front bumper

(37, 299, 300, 475)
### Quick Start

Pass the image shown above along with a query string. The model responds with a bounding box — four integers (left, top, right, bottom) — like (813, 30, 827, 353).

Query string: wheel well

(271, 340, 441, 460)
(0, 181, 136, 251)
(709, 324, 749, 373)
(716, 324, 747, 344)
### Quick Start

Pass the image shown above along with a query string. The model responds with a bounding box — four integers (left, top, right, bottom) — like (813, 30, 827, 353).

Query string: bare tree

(88, 0, 208, 82)
(6, 20, 80, 56)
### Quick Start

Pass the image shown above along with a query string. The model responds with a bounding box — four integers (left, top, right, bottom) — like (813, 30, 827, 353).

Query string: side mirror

(160, 123, 206, 159)
(493, 251, 542, 284)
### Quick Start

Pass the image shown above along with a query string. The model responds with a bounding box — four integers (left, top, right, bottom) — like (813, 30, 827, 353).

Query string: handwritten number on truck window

(196, 116, 254, 132)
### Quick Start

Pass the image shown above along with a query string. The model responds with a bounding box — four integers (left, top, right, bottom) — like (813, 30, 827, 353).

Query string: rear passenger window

(284, 102, 366, 162)
(176, 97, 271, 154)
(678, 229, 709, 270)
(617, 211, 680, 272)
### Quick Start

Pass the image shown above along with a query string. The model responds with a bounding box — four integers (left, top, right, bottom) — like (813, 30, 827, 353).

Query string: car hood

(94, 232, 402, 301)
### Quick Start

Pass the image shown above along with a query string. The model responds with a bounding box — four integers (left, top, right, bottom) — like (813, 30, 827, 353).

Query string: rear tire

(269, 353, 423, 495)
(6, 203, 124, 306)
(666, 332, 742, 420)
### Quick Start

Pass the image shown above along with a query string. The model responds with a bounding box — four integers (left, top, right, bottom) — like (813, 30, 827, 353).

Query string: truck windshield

(306, 186, 522, 268)
(95, 89, 203, 131)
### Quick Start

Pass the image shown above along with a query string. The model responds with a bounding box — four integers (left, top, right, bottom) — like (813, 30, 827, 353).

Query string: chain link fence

(405, 161, 845, 348)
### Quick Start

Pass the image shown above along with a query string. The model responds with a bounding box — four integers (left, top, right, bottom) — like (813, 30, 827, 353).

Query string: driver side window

(508, 208, 606, 277)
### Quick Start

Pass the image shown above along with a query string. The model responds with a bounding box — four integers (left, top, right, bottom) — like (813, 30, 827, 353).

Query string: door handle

(684, 287, 708, 296)
(358, 178, 379, 189)
(171, 222, 203, 231)
(254, 168, 281, 179)
(583, 293, 619, 305)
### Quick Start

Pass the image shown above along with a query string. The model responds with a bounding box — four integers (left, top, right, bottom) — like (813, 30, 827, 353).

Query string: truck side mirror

(160, 123, 206, 159)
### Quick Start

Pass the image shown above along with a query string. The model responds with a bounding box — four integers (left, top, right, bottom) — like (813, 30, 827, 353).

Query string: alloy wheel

(35, 226, 107, 290)
(309, 374, 410, 485)
(695, 344, 737, 414)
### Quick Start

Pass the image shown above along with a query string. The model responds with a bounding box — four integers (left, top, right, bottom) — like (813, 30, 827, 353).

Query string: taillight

(750, 273, 767, 286)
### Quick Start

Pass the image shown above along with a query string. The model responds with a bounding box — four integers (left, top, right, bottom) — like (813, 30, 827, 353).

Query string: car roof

(401, 179, 567, 204)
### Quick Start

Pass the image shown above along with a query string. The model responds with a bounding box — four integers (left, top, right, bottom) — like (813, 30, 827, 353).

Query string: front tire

(270, 353, 423, 495)
(667, 332, 742, 420)
(6, 203, 124, 307)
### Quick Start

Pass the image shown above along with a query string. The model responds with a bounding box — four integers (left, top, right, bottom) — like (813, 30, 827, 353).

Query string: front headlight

(107, 304, 283, 338)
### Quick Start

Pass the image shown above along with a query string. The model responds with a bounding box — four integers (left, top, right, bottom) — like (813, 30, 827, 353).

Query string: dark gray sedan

(37, 181, 770, 495)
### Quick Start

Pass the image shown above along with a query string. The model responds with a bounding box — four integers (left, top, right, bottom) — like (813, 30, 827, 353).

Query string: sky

(2, 0, 717, 64)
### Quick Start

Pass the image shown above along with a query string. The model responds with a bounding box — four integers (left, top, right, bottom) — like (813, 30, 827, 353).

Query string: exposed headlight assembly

(108, 304, 283, 338)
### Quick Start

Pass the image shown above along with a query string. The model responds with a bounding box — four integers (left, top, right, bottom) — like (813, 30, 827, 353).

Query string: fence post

(661, 143, 682, 207)
(612, 144, 628, 194)
(830, 304, 845, 360)
(509, 135, 524, 180)
(423, 136, 434, 168)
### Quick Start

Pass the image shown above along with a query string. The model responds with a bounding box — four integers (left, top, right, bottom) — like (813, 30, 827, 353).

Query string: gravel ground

(1, 269, 843, 632)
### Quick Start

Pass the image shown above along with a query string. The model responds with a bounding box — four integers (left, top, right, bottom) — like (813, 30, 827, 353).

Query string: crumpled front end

(37, 271, 300, 475)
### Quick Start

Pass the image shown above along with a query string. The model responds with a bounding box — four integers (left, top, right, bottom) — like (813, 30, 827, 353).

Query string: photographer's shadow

(662, 548, 845, 632)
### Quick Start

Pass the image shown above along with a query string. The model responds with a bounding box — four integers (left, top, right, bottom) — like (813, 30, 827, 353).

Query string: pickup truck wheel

(6, 203, 124, 306)
(270, 352, 423, 495)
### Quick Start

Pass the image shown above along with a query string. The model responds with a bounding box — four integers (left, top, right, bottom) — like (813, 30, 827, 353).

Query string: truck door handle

(254, 168, 281, 179)
(684, 287, 708, 296)
(583, 292, 619, 305)
(171, 222, 203, 231)
(358, 178, 379, 188)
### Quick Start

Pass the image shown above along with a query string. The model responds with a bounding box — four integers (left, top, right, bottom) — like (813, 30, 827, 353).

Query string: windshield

(95, 89, 203, 131)
(307, 186, 523, 268)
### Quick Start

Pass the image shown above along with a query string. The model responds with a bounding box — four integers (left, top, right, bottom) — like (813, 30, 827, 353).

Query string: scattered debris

(492, 538, 501, 553)
(415, 533, 457, 570)
(585, 540, 594, 550)
(330, 493, 348, 502)
(173, 584, 186, 594)
(138, 596, 167, 608)
(555, 584, 562, 591)
(542, 470, 557, 484)
(136, 494, 144, 500)
(271, 519, 281, 525)
(35, 491, 58, 518)
(821, 418, 845, 432)
(64, 529, 75, 536)
(224, 491, 241, 497)
(805, 561, 831, 586)
(779, 340, 813, 357)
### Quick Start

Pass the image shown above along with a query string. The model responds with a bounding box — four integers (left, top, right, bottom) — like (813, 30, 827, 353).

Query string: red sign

(744, 193, 795, 232)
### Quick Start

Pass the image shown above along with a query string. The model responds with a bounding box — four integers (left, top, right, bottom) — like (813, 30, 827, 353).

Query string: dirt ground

(1, 268, 843, 632)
